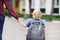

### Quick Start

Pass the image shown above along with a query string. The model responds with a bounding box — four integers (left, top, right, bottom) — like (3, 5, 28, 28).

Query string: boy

(18, 10, 45, 40)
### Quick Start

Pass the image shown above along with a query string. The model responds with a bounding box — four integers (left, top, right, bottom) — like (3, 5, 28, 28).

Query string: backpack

(27, 20, 45, 40)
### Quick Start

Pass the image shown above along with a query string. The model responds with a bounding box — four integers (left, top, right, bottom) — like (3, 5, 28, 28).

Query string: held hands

(17, 18, 27, 28)
(17, 18, 21, 23)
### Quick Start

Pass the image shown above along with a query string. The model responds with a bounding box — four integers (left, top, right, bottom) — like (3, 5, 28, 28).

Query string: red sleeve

(4, 0, 19, 20)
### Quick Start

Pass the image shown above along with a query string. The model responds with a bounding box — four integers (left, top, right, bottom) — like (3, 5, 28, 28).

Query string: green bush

(42, 15, 60, 21)
(4, 9, 31, 18)
(4, 9, 60, 21)
(17, 13, 24, 17)
(4, 9, 12, 17)
(17, 13, 31, 18)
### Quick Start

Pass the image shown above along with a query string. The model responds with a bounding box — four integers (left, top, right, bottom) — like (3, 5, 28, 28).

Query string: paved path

(2, 17, 60, 40)
(45, 22, 60, 40)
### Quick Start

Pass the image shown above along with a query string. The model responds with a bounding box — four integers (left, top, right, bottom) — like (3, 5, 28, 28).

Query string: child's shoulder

(27, 19, 43, 23)
(29, 19, 43, 23)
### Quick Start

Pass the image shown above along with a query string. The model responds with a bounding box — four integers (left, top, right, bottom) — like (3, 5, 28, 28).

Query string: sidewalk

(2, 17, 60, 40)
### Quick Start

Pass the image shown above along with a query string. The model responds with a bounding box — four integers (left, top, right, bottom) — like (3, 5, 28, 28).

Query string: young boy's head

(32, 10, 42, 19)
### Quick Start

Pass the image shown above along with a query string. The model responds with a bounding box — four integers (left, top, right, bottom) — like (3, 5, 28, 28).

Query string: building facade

(10, 0, 60, 15)
(9, 0, 20, 13)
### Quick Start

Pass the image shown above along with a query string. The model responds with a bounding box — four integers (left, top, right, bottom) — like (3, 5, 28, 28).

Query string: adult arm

(4, 0, 19, 20)
(17, 18, 27, 28)
(17, 18, 31, 28)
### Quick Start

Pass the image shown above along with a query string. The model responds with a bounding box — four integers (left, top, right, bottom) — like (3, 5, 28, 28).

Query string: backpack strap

(28, 26, 33, 39)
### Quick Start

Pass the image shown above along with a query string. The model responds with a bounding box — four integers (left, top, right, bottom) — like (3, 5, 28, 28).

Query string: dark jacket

(0, 0, 19, 20)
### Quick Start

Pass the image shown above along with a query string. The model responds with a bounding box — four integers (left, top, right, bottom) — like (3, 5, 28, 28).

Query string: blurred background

(3, 0, 60, 40)
(4, 0, 60, 21)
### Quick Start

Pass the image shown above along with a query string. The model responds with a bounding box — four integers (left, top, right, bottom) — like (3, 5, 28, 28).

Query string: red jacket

(0, 0, 19, 20)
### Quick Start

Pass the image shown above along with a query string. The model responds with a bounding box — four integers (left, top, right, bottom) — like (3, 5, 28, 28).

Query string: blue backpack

(27, 20, 45, 40)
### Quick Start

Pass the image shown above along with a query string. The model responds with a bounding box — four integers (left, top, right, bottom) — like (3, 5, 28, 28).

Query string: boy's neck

(34, 19, 40, 20)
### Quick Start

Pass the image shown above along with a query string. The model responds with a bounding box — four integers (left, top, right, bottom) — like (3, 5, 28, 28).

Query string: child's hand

(17, 18, 27, 28)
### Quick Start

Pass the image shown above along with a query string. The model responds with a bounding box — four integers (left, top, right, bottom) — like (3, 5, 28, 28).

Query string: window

(31, 9, 34, 13)
(53, 0, 59, 14)
(22, 9, 25, 11)
(40, 0, 46, 13)
(40, 8, 45, 13)
(53, 8, 59, 13)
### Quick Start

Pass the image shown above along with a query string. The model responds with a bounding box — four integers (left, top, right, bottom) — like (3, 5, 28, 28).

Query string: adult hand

(17, 18, 27, 28)
(17, 18, 20, 23)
